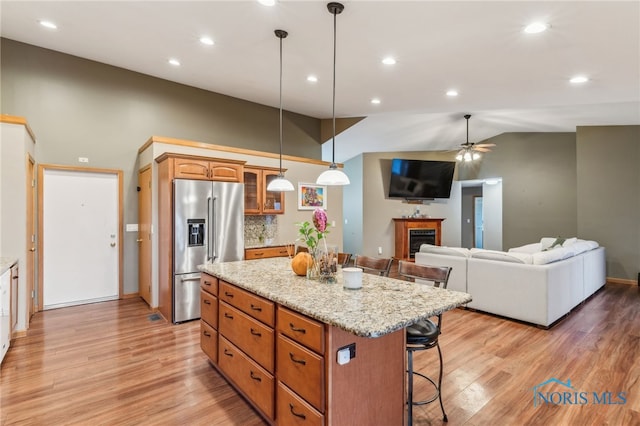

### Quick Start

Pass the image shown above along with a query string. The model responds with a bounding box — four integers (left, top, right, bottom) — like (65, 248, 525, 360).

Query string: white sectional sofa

(415, 238, 606, 327)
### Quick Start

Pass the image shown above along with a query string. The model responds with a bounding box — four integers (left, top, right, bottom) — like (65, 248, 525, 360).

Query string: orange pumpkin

(291, 252, 313, 276)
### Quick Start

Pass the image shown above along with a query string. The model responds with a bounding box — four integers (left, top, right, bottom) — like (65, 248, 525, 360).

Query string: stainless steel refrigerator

(173, 179, 244, 323)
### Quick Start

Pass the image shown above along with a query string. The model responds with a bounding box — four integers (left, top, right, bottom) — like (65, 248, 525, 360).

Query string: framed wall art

(297, 183, 327, 210)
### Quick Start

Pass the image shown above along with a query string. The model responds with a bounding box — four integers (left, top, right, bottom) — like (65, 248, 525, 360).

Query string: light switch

(126, 224, 139, 232)
(337, 348, 350, 365)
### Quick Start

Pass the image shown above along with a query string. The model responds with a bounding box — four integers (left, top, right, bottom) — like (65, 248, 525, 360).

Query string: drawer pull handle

(250, 371, 262, 382)
(203, 280, 212, 286)
(250, 328, 262, 337)
(255, 252, 264, 256)
(203, 331, 211, 337)
(224, 349, 233, 357)
(203, 299, 211, 305)
(289, 323, 306, 334)
(289, 403, 306, 420)
(250, 304, 262, 312)
(289, 353, 306, 365)
(224, 313, 234, 319)
(224, 291, 234, 298)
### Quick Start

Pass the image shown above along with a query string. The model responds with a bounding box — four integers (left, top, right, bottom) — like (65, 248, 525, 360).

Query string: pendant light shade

(316, 2, 350, 186)
(267, 29, 295, 192)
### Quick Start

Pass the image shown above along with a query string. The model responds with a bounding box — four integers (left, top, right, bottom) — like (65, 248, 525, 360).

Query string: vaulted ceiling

(1, 1, 638, 161)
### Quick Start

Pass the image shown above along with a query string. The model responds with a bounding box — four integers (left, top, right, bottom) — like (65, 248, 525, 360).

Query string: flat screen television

(388, 159, 455, 199)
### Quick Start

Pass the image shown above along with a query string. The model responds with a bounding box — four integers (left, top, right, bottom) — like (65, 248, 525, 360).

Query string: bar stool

(353, 254, 393, 277)
(398, 260, 452, 424)
(337, 252, 352, 267)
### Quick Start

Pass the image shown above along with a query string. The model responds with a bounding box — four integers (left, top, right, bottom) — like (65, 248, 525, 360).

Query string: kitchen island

(199, 257, 471, 425)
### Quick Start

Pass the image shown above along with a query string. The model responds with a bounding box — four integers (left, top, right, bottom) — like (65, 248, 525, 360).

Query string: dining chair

(353, 254, 392, 277)
(397, 260, 452, 424)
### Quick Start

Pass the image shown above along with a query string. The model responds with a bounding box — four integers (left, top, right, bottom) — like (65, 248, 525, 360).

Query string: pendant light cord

(279, 33, 284, 174)
(331, 7, 337, 166)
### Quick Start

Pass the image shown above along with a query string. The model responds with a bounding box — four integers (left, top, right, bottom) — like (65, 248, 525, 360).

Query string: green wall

(576, 125, 640, 280)
(1, 38, 323, 293)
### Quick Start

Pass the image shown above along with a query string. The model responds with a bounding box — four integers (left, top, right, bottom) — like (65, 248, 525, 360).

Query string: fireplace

(408, 229, 436, 259)
(393, 218, 444, 260)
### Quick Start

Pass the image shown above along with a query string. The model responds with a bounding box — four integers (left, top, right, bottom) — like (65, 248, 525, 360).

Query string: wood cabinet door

(244, 168, 261, 214)
(262, 170, 285, 214)
(173, 158, 210, 180)
(209, 162, 243, 182)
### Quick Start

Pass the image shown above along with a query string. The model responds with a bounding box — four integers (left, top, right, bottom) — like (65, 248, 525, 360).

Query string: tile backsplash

(245, 215, 278, 246)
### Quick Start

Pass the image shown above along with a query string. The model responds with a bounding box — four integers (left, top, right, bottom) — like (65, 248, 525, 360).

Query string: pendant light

(316, 2, 350, 186)
(267, 29, 295, 192)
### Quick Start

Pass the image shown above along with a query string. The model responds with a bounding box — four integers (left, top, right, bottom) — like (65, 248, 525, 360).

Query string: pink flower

(313, 208, 327, 232)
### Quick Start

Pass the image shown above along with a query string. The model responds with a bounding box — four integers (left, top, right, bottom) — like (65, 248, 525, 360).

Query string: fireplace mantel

(392, 218, 445, 261)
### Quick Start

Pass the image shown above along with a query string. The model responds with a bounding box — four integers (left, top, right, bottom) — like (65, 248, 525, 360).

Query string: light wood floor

(1, 282, 639, 425)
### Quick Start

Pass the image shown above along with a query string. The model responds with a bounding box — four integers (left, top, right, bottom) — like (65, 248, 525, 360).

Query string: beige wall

(576, 125, 640, 280)
(458, 132, 578, 249)
(1, 38, 324, 294)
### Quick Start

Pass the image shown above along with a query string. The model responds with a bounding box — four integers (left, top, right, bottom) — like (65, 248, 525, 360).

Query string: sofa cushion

(509, 242, 542, 254)
(470, 248, 533, 264)
(540, 237, 568, 251)
(419, 244, 470, 258)
(532, 246, 575, 264)
(571, 240, 599, 255)
(562, 237, 578, 247)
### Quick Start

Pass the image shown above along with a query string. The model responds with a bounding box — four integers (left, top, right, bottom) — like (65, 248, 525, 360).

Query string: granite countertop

(199, 257, 472, 338)
(244, 242, 291, 250)
(0, 257, 17, 275)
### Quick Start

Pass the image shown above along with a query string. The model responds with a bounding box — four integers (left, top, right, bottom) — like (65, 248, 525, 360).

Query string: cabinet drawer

(219, 302, 274, 373)
(277, 307, 325, 355)
(200, 290, 217, 328)
(277, 381, 324, 426)
(200, 274, 218, 296)
(245, 246, 290, 260)
(277, 334, 325, 413)
(200, 321, 218, 363)
(219, 281, 275, 327)
(219, 336, 274, 421)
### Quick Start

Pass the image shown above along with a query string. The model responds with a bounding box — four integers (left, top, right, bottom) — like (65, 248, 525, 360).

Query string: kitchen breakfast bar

(198, 257, 472, 425)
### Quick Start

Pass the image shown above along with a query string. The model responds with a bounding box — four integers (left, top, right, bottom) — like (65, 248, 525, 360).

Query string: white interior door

(43, 169, 119, 309)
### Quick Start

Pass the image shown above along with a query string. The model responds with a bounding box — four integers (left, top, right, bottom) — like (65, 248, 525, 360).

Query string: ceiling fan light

(317, 165, 350, 185)
(472, 152, 481, 160)
(463, 152, 472, 162)
(456, 153, 463, 161)
(267, 174, 295, 192)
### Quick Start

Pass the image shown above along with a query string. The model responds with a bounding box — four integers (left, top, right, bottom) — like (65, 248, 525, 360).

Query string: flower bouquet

(296, 208, 338, 282)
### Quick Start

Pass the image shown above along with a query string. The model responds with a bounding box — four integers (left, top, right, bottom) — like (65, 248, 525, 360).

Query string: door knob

(30, 247, 36, 252)
(110, 242, 116, 247)
(136, 239, 143, 243)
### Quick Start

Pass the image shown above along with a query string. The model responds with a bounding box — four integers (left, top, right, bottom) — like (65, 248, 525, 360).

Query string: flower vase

(306, 249, 321, 280)
(315, 247, 338, 283)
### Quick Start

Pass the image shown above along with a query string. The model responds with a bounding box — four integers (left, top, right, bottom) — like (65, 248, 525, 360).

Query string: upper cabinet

(244, 167, 285, 215)
(157, 154, 245, 182)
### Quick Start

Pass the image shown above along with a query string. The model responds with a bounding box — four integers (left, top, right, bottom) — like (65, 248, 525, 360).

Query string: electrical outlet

(78, 157, 89, 163)
(378, 246, 382, 255)
(337, 343, 356, 365)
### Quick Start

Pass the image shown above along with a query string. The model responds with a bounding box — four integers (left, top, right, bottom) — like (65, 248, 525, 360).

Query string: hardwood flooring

(1, 282, 639, 425)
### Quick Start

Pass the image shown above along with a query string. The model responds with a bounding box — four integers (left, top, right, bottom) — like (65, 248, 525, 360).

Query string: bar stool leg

(407, 348, 414, 426)
(437, 343, 447, 422)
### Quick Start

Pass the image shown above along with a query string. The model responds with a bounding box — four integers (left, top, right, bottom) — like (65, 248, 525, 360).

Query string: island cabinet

(200, 275, 218, 362)
(244, 167, 285, 215)
(216, 280, 276, 421)
(199, 272, 406, 425)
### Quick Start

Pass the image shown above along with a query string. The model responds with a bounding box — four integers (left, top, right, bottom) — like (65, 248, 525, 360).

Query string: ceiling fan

(455, 114, 495, 162)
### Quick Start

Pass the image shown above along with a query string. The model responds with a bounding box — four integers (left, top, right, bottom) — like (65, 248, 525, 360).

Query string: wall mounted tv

(388, 158, 456, 199)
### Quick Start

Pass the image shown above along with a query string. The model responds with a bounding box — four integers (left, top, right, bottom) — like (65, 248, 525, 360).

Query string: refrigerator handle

(207, 197, 213, 262)
(209, 196, 218, 261)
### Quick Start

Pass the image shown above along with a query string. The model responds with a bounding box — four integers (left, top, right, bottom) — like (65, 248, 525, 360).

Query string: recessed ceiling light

(257, 0, 276, 6)
(382, 57, 396, 65)
(524, 22, 549, 34)
(307, 75, 318, 83)
(371, 98, 381, 104)
(570, 75, 589, 84)
(446, 90, 459, 97)
(39, 20, 57, 29)
(199, 36, 214, 46)
(168, 58, 181, 66)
